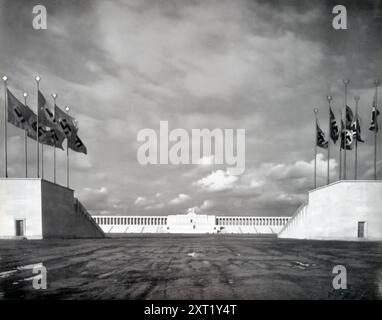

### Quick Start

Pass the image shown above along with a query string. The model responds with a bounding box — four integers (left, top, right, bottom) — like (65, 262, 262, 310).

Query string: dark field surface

(0, 235, 381, 300)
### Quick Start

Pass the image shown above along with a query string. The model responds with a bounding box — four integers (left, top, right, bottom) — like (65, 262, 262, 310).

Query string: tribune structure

(278, 180, 382, 241)
(1, 179, 382, 241)
(92, 212, 290, 235)
(0, 178, 104, 239)
(93, 181, 382, 241)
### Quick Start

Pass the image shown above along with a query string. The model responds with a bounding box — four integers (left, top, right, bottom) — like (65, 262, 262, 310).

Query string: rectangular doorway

(357, 221, 366, 238)
(15, 220, 24, 237)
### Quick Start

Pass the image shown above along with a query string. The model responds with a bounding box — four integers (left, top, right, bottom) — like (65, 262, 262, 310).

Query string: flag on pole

(316, 123, 328, 149)
(38, 90, 66, 149)
(54, 104, 78, 138)
(27, 116, 48, 142)
(38, 90, 56, 127)
(351, 116, 364, 143)
(55, 104, 87, 154)
(39, 124, 66, 149)
(68, 134, 87, 154)
(345, 105, 354, 129)
(340, 120, 354, 150)
(7, 89, 53, 144)
(28, 119, 64, 148)
(7, 89, 35, 131)
(46, 127, 65, 150)
(329, 107, 339, 143)
(369, 98, 380, 132)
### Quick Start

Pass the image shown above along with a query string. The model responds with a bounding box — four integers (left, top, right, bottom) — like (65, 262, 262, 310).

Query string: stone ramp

(73, 198, 105, 238)
(40, 180, 105, 239)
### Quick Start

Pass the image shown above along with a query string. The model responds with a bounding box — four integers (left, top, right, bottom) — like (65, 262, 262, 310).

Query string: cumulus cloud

(186, 206, 200, 214)
(196, 170, 239, 192)
(134, 196, 149, 206)
(185, 199, 217, 216)
(169, 193, 191, 205)
(81, 186, 108, 198)
(201, 199, 216, 210)
(77, 186, 110, 212)
(237, 153, 338, 195)
(264, 153, 337, 181)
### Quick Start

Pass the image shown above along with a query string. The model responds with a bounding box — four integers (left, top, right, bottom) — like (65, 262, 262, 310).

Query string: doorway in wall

(357, 221, 366, 238)
(15, 220, 24, 237)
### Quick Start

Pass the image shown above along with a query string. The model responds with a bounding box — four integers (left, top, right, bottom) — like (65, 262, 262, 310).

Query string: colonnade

(215, 216, 289, 226)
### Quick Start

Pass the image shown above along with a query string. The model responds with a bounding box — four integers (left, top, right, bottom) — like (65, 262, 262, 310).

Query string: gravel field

(0, 235, 381, 299)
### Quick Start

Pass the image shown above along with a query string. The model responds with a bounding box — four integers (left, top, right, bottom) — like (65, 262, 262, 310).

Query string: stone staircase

(74, 198, 105, 238)
(277, 202, 308, 238)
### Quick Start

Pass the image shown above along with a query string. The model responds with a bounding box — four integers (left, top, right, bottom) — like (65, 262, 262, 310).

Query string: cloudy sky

(0, 0, 381, 217)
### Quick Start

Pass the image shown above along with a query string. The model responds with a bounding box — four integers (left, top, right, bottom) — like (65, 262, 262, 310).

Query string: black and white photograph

(0, 0, 381, 311)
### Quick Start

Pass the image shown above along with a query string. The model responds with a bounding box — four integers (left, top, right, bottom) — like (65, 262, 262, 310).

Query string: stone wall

(278, 181, 382, 240)
(0, 179, 104, 239)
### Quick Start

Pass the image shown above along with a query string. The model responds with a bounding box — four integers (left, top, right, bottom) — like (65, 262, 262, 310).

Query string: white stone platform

(0, 178, 104, 239)
(278, 181, 382, 241)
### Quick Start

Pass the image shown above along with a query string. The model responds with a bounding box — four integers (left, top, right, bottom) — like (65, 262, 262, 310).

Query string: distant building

(92, 212, 290, 234)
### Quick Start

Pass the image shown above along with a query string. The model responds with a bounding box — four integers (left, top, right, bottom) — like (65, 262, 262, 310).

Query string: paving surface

(0, 235, 381, 299)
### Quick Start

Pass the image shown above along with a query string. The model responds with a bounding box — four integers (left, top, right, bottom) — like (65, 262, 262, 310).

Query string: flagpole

(2, 76, 8, 178)
(373, 79, 380, 180)
(343, 79, 349, 180)
(40, 83, 44, 180)
(23, 92, 28, 178)
(339, 109, 342, 180)
(52, 93, 57, 184)
(42, 140, 44, 180)
(66, 106, 70, 188)
(314, 108, 318, 189)
(354, 95, 360, 180)
(326, 95, 332, 185)
(35, 76, 41, 178)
